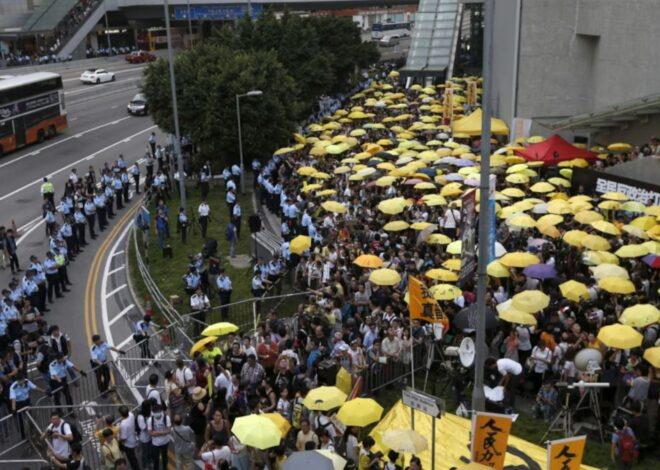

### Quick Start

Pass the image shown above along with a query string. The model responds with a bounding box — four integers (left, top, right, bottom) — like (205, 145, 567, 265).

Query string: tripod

(541, 384, 606, 443)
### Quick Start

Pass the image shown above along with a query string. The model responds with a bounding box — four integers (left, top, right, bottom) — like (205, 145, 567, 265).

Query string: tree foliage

(142, 11, 379, 167)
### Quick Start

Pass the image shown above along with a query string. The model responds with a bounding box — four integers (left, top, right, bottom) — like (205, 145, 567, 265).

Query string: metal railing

(362, 343, 428, 395)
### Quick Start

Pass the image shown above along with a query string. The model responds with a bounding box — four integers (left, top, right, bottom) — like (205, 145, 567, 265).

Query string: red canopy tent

(514, 134, 597, 165)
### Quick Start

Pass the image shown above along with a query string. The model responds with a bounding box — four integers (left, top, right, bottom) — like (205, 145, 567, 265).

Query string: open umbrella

(523, 263, 557, 280)
(283, 450, 346, 470)
(591, 220, 621, 236)
(598, 277, 636, 295)
(378, 198, 408, 215)
(337, 398, 383, 426)
(321, 201, 347, 214)
(559, 280, 590, 302)
(597, 324, 642, 349)
(574, 210, 603, 225)
(442, 258, 462, 271)
(201, 322, 238, 337)
(446, 240, 462, 254)
(508, 215, 537, 229)
(511, 290, 550, 313)
(290, 235, 311, 255)
(425, 268, 459, 282)
(590, 263, 629, 280)
(430, 284, 463, 301)
(497, 301, 537, 326)
(190, 336, 218, 356)
(456, 464, 492, 470)
(643, 347, 660, 368)
(381, 429, 428, 454)
(530, 182, 555, 193)
(631, 216, 657, 230)
(487, 260, 510, 278)
(369, 268, 401, 286)
(232, 415, 282, 449)
(581, 234, 611, 251)
(642, 254, 660, 268)
(499, 252, 541, 268)
(353, 254, 384, 269)
(619, 304, 660, 328)
(262, 413, 292, 437)
(383, 221, 410, 232)
(303, 386, 347, 411)
(427, 233, 452, 245)
(615, 244, 650, 258)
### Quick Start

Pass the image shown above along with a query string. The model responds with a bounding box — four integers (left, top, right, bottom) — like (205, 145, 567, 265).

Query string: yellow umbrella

(590, 263, 629, 280)
(333, 166, 351, 175)
(427, 233, 452, 245)
(501, 187, 525, 198)
(622, 225, 649, 239)
(598, 324, 642, 349)
(621, 201, 647, 213)
(607, 142, 632, 152)
(262, 413, 291, 437)
(499, 252, 541, 268)
(619, 304, 660, 328)
(232, 415, 282, 449)
(430, 284, 463, 301)
(631, 216, 657, 230)
(383, 221, 410, 232)
(508, 215, 537, 229)
(548, 177, 571, 188)
(425, 268, 459, 282)
(274, 147, 294, 156)
(381, 429, 428, 454)
(410, 222, 433, 230)
(303, 386, 347, 411)
(559, 280, 590, 302)
(644, 240, 660, 254)
(602, 191, 629, 201)
(456, 464, 492, 470)
(442, 258, 462, 271)
(649, 225, 660, 241)
(310, 146, 327, 157)
(583, 250, 620, 266)
(615, 244, 650, 258)
(201, 322, 238, 337)
(378, 198, 407, 215)
(321, 201, 347, 214)
(537, 223, 561, 239)
(591, 220, 621, 236)
(301, 183, 323, 193)
(487, 260, 510, 278)
(297, 166, 317, 176)
(336, 398, 383, 427)
(643, 347, 660, 368)
(505, 173, 530, 185)
(317, 189, 337, 198)
(369, 268, 402, 286)
(290, 235, 312, 254)
(353, 254, 384, 269)
(375, 176, 397, 187)
(498, 307, 537, 326)
(511, 290, 550, 313)
(414, 182, 437, 190)
(581, 234, 611, 251)
(547, 200, 573, 215)
(598, 277, 636, 295)
(598, 200, 621, 211)
(530, 182, 555, 193)
(646, 205, 660, 216)
(563, 230, 588, 247)
(446, 240, 462, 255)
(537, 214, 563, 226)
(190, 336, 218, 356)
(574, 210, 604, 224)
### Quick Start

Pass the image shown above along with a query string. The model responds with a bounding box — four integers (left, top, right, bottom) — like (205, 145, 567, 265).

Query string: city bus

(371, 22, 412, 40)
(0, 72, 67, 157)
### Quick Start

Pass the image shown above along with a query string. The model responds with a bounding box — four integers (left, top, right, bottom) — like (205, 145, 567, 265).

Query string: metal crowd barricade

(362, 343, 427, 395)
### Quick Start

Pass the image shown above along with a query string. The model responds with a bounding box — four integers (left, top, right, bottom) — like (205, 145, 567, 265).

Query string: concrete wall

(514, 0, 660, 121)
(0, 0, 46, 15)
(490, 0, 520, 128)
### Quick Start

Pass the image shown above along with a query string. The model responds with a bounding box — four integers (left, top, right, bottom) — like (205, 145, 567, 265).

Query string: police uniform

(94, 193, 107, 230)
(217, 275, 232, 320)
(134, 320, 153, 359)
(131, 164, 141, 194)
(43, 255, 62, 302)
(198, 203, 210, 239)
(49, 359, 74, 407)
(83, 201, 97, 239)
(178, 212, 188, 244)
(91, 341, 112, 394)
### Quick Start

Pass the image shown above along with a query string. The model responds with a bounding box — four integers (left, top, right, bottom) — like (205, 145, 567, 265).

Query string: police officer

(90, 334, 125, 395)
(10, 372, 47, 438)
(199, 165, 210, 199)
(233, 200, 242, 238)
(190, 287, 210, 337)
(83, 197, 97, 240)
(183, 266, 201, 296)
(94, 190, 107, 231)
(113, 174, 124, 210)
(28, 255, 48, 312)
(121, 169, 130, 204)
(198, 200, 210, 239)
(59, 217, 76, 257)
(54, 246, 71, 291)
(217, 268, 232, 321)
(226, 188, 236, 216)
(41, 177, 55, 205)
(131, 162, 141, 194)
(22, 269, 40, 308)
(44, 251, 62, 303)
(177, 208, 189, 244)
(49, 352, 86, 409)
(134, 316, 157, 359)
(104, 184, 115, 219)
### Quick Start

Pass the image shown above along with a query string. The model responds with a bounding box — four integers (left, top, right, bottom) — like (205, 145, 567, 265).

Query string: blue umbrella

(417, 168, 437, 178)
(642, 254, 660, 269)
(445, 173, 465, 182)
(441, 157, 459, 165)
(523, 263, 557, 280)
(454, 158, 476, 167)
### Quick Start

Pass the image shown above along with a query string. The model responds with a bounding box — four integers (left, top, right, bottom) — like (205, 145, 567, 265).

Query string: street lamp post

(186, 0, 193, 47)
(236, 90, 263, 195)
(472, 0, 494, 413)
(163, 0, 186, 209)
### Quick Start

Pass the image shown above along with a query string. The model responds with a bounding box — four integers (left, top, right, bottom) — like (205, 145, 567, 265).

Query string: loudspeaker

(317, 359, 338, 386)
(249, 214, 262, 234)
(201, 238, 217, 258)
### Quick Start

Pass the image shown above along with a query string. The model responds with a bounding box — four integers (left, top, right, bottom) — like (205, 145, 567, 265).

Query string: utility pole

(186, 0, 193, 47)
(472, 0, 494, 413)
(104, 0, 112, 52)
(163, 0, 186, 208)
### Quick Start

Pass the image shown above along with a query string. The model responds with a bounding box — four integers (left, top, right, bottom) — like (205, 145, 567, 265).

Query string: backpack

(59, 422, 82, 444)
(225, 223, 235, 241)
(618, 430, 638, 463)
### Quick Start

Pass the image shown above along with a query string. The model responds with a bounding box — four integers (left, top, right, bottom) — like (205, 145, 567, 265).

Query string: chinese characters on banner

(444, 83, 454, 124)
(408, 275, 444, 324)
(547, 436, 586, 470)
(594, 178, 660, 205)
(471, 412, 513, 470)
(467, 80, 478, 107)
(571, 168, 660, 206)
(459, 189, 477, 286)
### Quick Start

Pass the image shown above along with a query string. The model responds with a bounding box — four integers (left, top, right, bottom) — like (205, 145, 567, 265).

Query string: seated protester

(533, 380, 558, 422)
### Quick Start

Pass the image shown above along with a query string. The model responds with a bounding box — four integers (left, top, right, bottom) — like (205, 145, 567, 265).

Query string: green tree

(142, 44, 300, 167)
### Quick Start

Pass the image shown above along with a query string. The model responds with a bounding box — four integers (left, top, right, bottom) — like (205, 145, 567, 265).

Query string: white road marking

(70, 117, 78, 121)
(18, 216, 41, 232)
(0, 117, 132, 170)
(111, 250, 125, 257)
(116, 335, 134, 349)
(17, 219, 45, 246)
(108, 265, 125, 275)
(111, 105, 118, 109)
(105, 284, 127, 298)
(129, 350, 167, 384)
(0, 125, 156, 202)
(109, 303, 134, 326)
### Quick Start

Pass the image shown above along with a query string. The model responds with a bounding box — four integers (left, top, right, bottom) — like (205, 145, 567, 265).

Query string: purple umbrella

(445, 173, 465, 182)
(454, 158, 476, 167)
(527, 238, 549, 249)
(642, 254, 660, 269)
(464, 178, 479, 187)
(523, 263, 557, 279)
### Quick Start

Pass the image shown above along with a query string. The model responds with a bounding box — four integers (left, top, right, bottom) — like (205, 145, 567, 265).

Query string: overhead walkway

(57, 0, 109, 59)
(401, 0, 462, 79)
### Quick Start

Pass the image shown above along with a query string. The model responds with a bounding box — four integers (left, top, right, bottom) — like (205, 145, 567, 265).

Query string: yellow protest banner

(335, 366, 353, 396)
(467, 80, 478, 107)
(408, 276, 446, 327)
(444, 87, 454, 122)
(547, 436, 587, 470)
(471, 412, 513, 470)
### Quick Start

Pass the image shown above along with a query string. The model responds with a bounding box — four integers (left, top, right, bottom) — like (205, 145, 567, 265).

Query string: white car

(80, 68, 116, 84)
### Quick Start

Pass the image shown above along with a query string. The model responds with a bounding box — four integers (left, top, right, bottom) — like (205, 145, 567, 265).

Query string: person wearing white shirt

(174, 358, 195, 396)
(441, 207, 461, 238)
(190, 288, 210, 336)
(200, 440, 231, 468)
(214, 366, 233, 400)
(118, 406, 140, 469)
(43, 411, 73, 461)
(198, 201, 210, 238)
(147, 404, 172, 468)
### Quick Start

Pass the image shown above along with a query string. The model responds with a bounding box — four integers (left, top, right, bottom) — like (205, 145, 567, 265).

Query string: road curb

(123, 209, 147, 319)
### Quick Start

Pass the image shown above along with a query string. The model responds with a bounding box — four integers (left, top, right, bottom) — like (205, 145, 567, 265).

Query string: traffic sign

(402, 388, 444, 417)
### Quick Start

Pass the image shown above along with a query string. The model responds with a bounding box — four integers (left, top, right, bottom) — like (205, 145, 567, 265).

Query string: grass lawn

(136, 182, 257, 323)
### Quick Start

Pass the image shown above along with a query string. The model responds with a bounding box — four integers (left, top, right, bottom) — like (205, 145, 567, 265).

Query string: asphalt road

(0, 59, 163, 370)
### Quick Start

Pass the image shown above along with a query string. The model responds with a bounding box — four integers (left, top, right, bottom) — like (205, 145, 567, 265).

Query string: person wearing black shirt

(227, 342, 246, 375)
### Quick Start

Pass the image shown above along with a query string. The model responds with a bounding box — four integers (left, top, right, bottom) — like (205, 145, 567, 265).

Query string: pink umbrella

(404, 178, 424, 185)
